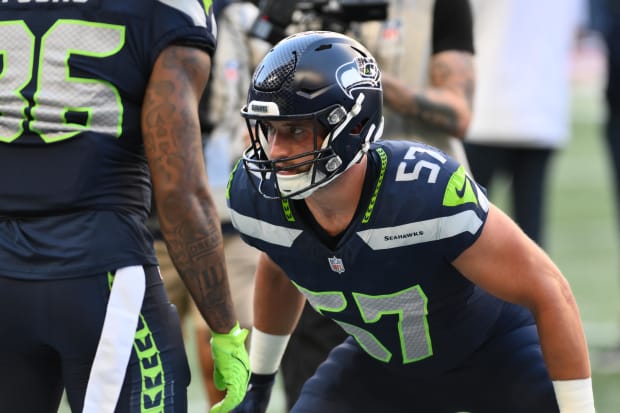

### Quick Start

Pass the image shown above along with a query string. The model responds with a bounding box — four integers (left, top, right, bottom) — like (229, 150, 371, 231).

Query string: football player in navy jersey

(279, 1, 476, 406)
(227, 31, 595, 412)
(0, 1, 249, 412)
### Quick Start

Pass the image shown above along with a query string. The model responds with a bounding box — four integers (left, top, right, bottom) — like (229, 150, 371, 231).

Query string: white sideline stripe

(82, 266, 146, 413)
(229, 209, 303, 247)
(357, 210, 483, 250)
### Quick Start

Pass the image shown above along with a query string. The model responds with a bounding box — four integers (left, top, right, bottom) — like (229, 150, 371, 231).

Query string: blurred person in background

(589, 0, 620, 361)
(464, 0, 586, 247)
(359, 0, 474, 165)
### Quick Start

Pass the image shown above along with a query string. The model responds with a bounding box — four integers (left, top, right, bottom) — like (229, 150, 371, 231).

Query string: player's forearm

(253, 295, 305, 336)
(159, 191, 238, 333)
(534, 291, 591, 380)
(534, 283, 595, 411)
(253, 253, 306, 335)
(144, 112, 237, 333)
(141, 46, 237, 332)
(248, 254, 305, 375)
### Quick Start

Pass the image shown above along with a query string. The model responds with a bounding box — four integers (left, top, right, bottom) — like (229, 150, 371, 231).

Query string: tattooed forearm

(381, 50, 474, 138)
(413, 94, 459, 133)
(167, 223, 235, 332)
(142, 45, 237, 333)
(159, 185, 236, 332)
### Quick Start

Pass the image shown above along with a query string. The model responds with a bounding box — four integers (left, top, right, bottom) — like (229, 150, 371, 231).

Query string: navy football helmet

(241, 31, 384, 199)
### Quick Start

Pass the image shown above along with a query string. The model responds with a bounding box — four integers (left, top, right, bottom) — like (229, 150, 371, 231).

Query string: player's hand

(230, 373, 276, 413)
(209, 322, 250, 413)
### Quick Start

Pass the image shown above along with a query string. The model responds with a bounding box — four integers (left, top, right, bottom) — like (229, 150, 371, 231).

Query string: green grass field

(60, 48, 620, 413)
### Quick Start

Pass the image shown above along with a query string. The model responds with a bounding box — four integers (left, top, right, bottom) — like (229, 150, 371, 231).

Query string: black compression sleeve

(432, 0, 475, 54)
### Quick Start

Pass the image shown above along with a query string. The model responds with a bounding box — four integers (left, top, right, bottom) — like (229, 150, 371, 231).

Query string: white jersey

(467, 0, 586, 148)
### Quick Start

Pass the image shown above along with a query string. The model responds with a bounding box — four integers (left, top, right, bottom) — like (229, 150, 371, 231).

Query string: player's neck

(304, 157, 368, 236)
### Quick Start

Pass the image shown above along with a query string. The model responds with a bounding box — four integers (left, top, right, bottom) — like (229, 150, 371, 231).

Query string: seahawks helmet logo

(336, 57, 381, 100)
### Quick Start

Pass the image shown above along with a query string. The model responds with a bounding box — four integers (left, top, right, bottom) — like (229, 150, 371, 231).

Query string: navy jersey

(0, 0, 216, 278)
(228, 140, 519, 376)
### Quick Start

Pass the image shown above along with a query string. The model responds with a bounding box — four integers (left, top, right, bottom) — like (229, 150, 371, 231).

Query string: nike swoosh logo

(455, 178, 468, 198)
(442, 166, 478, 207)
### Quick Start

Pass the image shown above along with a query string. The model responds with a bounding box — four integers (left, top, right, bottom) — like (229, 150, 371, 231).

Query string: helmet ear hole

(350, 118, 368, 136)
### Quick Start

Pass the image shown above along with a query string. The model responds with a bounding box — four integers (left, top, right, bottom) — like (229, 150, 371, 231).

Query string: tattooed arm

(381, 0, 475, 138)
(142, 44, 236, 333)
(381, 50, 475, 138)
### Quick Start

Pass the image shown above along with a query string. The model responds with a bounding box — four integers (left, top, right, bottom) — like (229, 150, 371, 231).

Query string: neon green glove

(209, 322, 250, 413)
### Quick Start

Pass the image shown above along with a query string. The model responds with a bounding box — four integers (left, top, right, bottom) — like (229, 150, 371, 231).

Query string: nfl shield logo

(328, 256, 345, 274)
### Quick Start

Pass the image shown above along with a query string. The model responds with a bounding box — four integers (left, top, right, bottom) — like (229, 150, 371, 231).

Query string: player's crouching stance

(227, 31, 595, 413)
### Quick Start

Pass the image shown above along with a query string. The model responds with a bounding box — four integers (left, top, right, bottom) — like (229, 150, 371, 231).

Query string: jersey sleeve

(359, 141, 488, 262)
(377, 140, 489, 262)
(150, 0, 217, 62)
(437, 159, 490, 261)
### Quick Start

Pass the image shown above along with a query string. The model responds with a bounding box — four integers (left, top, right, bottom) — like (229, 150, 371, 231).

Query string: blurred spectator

(589, 0, 620, 361)
(464, 0, 586, 246)
(589, 0, 620, 249)
(357, 0, 474, 167)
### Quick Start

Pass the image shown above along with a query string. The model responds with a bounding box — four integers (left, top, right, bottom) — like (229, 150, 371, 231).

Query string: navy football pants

(0, 266, 190, 413)
(293, 304, 558, 413)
